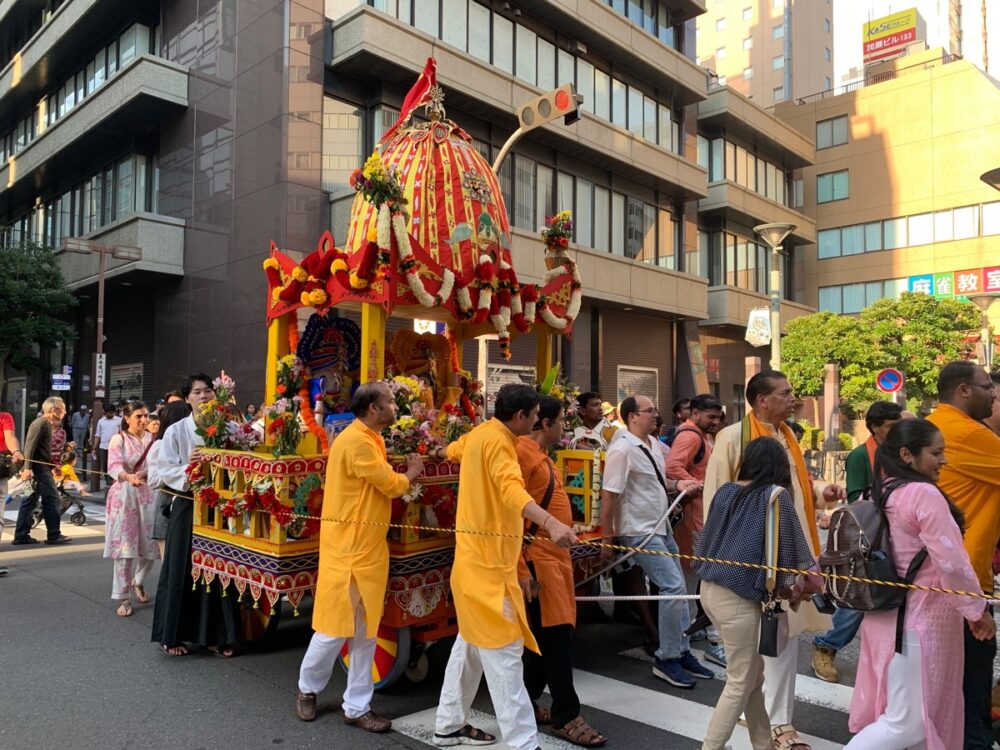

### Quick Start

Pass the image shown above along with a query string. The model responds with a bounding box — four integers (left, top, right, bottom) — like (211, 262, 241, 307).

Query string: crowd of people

(2, 361, 999, 750)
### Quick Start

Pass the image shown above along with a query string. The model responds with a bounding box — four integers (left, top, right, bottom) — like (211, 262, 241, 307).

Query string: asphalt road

(1, 499, 858, 750)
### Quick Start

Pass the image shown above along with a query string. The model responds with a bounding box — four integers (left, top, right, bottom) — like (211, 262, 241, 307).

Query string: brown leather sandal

(553, 716, 608, 747)
(772, 724, 811, 750)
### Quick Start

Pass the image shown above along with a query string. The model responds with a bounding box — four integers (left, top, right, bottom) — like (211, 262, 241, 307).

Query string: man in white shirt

(156, 375, 215, 493)
(70, 405, 90, 450)
(599, 394, 707, 690)
(94, 407, 121, 487)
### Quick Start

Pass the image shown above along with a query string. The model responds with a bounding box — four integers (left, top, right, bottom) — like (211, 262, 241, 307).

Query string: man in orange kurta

(296, 383, 422, 733)
(516, 396, 606, 747)
(926, 361, 1000, 750)
(431, 384, 577, 750)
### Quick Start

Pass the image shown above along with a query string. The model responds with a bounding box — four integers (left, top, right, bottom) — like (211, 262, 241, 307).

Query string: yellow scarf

(742, 411, 820, 552)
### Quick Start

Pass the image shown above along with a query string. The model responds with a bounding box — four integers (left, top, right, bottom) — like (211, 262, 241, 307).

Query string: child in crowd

(54, 444, 91, 497)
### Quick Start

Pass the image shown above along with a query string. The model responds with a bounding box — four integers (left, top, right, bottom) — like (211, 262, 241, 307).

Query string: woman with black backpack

(846, 419, 994, 749)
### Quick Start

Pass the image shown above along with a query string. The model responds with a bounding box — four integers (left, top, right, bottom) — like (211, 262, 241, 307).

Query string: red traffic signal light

(517, 83, 584, 131)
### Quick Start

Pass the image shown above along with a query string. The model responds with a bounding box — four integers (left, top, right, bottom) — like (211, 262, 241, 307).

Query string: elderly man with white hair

(11, 397, 73, 545)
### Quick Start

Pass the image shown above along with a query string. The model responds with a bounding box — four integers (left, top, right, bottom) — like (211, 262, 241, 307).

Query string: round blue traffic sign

(876, 368, 904, 393)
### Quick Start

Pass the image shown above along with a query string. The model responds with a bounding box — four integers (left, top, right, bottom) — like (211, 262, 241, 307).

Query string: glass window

(643, 96, 656, 142)
(864, 222, 882, 251)
(76, 71, 85, 105)
(642, 203, 657, 264)
(710, 138, 724, 181)
(513, 156, 535, 231)
(825, 17, 831, 32)
(611, 192, 625, 256)
(510, 27, 535, 84)
(557, 49, 574, 86)
(577, 59, 594, 116)
(414, 0, 440, 37)
(716, 17, 726, 31)
(468, 2, 490, 63)
(135, 154, 148, 212)
(908, 213, 932, 245)
(865, 281, 883, 306)
(575, 178, 593, 247)
(536, 164, 553, 220)
(657, 8, 674, 48)
(657, 209, 676, 270)
(627, 0, 642, 24)
(611, 79, 627, 127)
(884, 278, 907, 298)
(493, 14, 513, 73)
(120, 25, 137, 64)
(115, 157, 133, 221)
(717, 76, 727, 87)
(724, 141, 736, 181)
(772, 55, 784, 70)
(743, 6, 753, 20)
(953, 205, 978, 239)
(697, 135, 709, 169)
(842, 283, 865, 314)
(743, 67, 753, 79)
(724, 233, 737, 286)
(933, 210, 953, 242)
(717, 47, 727, 60)
(627, 86, 643, 137)
(824, 47, 831, 62)
(536, 37, 555, 90)
(557, 171, 573, 213)
(593, 68, 610, 120)
(773, 86, 784, 102)
(883, 217, 907, 249)
(625, 197, 645, 260)
(86, 60, 96, 95)
(442, 0, 468, 49)
(103, 166, 114, 226)
(593, 185, 610, 253)
(322, 97, 363, 193)
(984, 202, 1000, 235)
(94, 50, 107, 89)
(817, 170, 847, 202)
(734, 146, 747, 187)
(106, 41, 118, 75)
(772, 23, 784, 39)
(817, 229, 840, 258)
(743, 36, 753, 49)
(841, 224, 863, 255)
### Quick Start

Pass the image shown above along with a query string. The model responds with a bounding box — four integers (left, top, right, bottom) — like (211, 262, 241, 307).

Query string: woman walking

(693, 437, 818, 750)
(104, 400, 158, 617)
(847, 419, 994, 749)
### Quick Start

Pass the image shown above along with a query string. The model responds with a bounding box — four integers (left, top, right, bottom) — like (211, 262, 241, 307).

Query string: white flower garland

(456, 284, 474, 317)
(538, 259, 583, 329)
(390, 210, 455, 308)
(377, 203, 391, 249)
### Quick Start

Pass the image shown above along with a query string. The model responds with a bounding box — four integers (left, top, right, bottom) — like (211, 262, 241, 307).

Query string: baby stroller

(31, 477, 87, 528)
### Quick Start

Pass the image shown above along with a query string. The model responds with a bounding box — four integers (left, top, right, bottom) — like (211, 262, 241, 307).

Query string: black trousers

(963, 615, 997, 750)
(523, 588, 581, 729)
(98, 448, 110, 485)
(14, 468, 62, 541)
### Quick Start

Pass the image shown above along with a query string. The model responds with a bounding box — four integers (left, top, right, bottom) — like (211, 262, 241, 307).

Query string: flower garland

(389, 208, 456, 308)
(537, 259, 583, 330)
(288, 323, 328, 453)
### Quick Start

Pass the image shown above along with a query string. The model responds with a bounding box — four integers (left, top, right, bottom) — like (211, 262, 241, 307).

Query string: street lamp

(753, 222, 796, 370)
(968, 292, 999, 372)
(62, 237, 142, 488)
(980, 167, 1000, 192)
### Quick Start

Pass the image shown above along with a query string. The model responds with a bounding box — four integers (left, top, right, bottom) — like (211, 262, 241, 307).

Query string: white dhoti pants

(435, 600, 538, 750)
(297, 592, 377, 719)
(845, 631, 926, 750)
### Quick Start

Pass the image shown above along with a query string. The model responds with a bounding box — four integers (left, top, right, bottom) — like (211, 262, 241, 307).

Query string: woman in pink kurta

(103, 401, 158, 617)
(847, 420, 994, 749)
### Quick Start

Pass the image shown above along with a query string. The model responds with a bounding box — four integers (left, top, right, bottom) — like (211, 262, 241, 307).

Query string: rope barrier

(25, 457, 994, 602)
(575, 595, 701, 602)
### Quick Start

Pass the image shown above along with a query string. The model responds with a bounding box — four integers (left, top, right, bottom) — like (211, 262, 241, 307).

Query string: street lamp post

(62, 238, 142, 488)
(753, 223, 796, 370)
(968, 292, 999, 372)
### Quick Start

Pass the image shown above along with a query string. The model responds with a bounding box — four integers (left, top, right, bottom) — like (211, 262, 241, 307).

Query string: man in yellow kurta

(926, 361, 1000, 750)
(295, 382, 423, 733)
(430, 384, 577, 750)
(703, 370, 843, 750)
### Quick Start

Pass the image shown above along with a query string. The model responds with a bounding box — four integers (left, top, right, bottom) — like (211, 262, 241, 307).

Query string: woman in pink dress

(103, 400, 159, 617)
(847, 419, 995, 749)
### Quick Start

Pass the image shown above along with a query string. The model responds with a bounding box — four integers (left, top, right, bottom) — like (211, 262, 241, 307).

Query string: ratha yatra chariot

(186, 60, 608, 688)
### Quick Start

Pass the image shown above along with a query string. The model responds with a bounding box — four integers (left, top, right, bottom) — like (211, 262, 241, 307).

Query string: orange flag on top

(380, 57, 437, 145)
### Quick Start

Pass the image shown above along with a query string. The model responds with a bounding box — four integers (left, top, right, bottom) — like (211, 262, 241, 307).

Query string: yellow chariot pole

(360, 303, 388, 382)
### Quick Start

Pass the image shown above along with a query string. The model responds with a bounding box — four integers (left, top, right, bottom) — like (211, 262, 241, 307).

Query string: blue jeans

(619, 533, 690, 660)
(813, 606, 864, 652)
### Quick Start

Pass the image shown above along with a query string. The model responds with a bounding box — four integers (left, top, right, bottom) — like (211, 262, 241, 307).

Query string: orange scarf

(742, 411, 820, 552)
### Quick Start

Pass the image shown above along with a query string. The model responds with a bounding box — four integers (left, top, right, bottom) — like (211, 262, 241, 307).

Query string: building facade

(695, 0, 834, 105)
(776, 48, 1000, 336)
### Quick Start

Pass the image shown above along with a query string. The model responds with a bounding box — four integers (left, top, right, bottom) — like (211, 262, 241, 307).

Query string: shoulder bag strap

(894, 546, 928, 653)
(524, 461, 557, 547)
(637, 442, 671, 497)
(127, 436, 156, 475)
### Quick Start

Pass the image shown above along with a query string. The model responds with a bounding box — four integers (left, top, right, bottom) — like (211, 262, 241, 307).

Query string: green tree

(781, 293, 980, 408)
(0, 241, 77, 399)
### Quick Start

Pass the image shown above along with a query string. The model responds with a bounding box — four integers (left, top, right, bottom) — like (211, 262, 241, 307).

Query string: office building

(696, 0, 834, 104)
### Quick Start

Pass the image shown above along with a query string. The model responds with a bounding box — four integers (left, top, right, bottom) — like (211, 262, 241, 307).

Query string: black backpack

(818, 479, 926, 653)
(664, 427, 706, 465)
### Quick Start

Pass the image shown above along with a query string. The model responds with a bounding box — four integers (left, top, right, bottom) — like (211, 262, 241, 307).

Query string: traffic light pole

(492, 127, 524, 173)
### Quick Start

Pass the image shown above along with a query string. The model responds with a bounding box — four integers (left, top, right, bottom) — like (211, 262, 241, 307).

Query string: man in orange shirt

(516, 396, 606, 747)
(926, 361, 1000, 750)
(665, 394, 725, 667)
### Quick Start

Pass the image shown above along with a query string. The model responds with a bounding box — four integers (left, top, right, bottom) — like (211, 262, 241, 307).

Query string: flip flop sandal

(208, 645, 237, 658)
(160, 644, 190, 657)
(131, 583, 151, 603)
(116, 600, 133, 617)
(432, 724, 496, 746)
(552, 717, 608, 747)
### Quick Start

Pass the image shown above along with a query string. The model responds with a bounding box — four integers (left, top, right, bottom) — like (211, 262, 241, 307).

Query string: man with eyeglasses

(599, 394, 707, 689)
(927, 361, 1000, 750)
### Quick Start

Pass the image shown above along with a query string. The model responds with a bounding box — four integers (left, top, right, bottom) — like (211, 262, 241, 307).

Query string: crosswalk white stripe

(391, 668, 845, 749)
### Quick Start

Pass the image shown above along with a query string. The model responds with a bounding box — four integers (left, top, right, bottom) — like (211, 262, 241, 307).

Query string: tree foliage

(0, 242, 77, 398)
(782, 293, 980, 407)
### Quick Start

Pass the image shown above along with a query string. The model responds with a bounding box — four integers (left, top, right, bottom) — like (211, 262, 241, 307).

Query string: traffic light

(516, 83, 584, 131)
